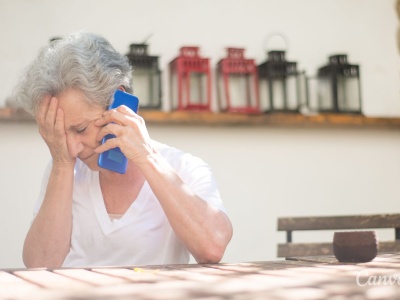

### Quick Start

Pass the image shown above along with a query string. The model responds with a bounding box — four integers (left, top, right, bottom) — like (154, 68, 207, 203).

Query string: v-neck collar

(91, 171, 149, 235)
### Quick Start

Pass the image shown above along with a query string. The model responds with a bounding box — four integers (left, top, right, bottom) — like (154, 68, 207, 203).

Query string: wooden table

(1, 253, 400, 299)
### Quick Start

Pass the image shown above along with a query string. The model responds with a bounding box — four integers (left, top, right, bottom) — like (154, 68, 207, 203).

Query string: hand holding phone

(97, 90, 139, 174)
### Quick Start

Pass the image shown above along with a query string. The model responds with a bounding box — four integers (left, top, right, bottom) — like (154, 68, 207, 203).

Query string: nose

(66, 132, 84, 158)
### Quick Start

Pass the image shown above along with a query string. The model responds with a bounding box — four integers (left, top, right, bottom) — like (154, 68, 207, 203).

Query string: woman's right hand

(35, 96, 75, 168)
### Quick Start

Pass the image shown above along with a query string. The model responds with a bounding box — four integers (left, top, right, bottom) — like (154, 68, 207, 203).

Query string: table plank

(0, 270, 36, 285)
(157, 269, 223, 282)
(92, 267, 170, 283)
(0, 271, 41, 299)
(13, 270, 91, 290)
(54, 268, 128, 285)
(287, 253, 400, 268)
(277, 213, 400, 230)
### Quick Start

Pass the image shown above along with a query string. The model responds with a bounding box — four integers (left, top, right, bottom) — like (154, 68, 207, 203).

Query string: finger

(93, 115, 109, 127)
(94, 106, 140, 127)
(115, 105, 139, 116)
(94, 136, 119, 154)
(96, 123, 123, 142)
(115, 106, 144, 126)
(35, 95, 52, 124)
(54, 108, 65, 139)
(93, 110, 126, 128)
(45, 97, 59, 129)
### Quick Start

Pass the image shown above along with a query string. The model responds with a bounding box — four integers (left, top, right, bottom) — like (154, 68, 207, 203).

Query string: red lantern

(216, 48, 260, 113)
(169, 47, 212, 111)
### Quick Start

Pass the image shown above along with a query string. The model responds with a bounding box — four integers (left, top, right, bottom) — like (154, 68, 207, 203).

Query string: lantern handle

(141, 32, 154, 45)
(263, 32, 290, 54)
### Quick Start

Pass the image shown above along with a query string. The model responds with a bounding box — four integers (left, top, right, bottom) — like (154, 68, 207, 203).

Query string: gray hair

(13, 31, 132, 116)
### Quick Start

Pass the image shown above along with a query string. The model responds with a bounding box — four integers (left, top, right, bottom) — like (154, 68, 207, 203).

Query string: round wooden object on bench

(333, 231, 378, 263)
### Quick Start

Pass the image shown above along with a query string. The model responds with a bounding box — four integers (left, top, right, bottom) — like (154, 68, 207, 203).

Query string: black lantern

(258, 51, 306, 113)
(317, 54, 361, 114)
(126, 44, 162, 109)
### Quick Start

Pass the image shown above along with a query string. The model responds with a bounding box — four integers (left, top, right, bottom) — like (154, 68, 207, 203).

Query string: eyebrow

(68, 121, 87, 130)
(68, 114, 100, 130)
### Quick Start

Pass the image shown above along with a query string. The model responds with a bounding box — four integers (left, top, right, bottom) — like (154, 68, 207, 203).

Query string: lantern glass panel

(132, 70, 149, 105)
(286, 74, 298, 110)
(229, 74, 256, 108)
(132, 68, 161, 108)
(217, 70, 226, 110)
(152, 70, 161, 106)
(338, 74, 361, 112)
(297, 71, 308, 111)
(171, 71, 178, 110)
(259, 78, 270, 111)
(188, 72, 207, 105)
(270, 79, 285, 110)
(318, 76, 333, 110)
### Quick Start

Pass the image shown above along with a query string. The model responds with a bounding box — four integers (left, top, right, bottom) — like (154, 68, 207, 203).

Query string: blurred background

(1, 0, 400, 268)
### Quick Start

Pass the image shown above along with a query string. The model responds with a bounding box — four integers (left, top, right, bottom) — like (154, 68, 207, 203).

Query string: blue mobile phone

(97, 90, 139, 174)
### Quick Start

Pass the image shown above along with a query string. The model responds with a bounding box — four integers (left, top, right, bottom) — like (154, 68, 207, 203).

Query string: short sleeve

(156, 142, 227, 214)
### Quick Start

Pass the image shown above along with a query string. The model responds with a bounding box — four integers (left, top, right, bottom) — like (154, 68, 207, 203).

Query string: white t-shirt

(34, 141, 226, 267)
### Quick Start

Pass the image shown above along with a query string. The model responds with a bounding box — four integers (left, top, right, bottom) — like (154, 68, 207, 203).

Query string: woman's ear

(117, 86, 126, 92)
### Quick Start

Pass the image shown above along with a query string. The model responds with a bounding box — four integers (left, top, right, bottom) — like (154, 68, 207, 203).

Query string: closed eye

(77, 126, 87, 134)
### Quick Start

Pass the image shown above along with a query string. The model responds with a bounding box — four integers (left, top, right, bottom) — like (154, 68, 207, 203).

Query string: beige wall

(1, 0, 400, 268)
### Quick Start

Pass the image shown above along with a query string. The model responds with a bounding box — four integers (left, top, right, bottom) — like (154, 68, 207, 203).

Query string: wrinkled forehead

(57, 88, 104, 127)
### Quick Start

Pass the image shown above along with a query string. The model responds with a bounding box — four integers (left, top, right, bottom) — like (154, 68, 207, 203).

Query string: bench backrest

(277, 213, 400, 257)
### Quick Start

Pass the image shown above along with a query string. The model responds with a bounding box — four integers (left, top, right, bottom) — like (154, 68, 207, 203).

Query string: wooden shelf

(1, 107, 400, 129)
(0, 107, 33, 122)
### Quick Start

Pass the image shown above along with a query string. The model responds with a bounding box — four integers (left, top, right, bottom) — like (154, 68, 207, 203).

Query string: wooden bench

(277, 213, 400, 257)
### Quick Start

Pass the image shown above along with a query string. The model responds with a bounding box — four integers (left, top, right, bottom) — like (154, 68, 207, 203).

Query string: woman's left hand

(94, 106, 155, 166)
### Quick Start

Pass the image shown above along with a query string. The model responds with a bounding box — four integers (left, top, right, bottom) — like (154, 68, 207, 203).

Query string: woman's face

(57, 88, 106, 171)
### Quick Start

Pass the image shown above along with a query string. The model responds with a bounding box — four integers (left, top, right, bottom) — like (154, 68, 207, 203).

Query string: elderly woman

(14, 32, 232, 268)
